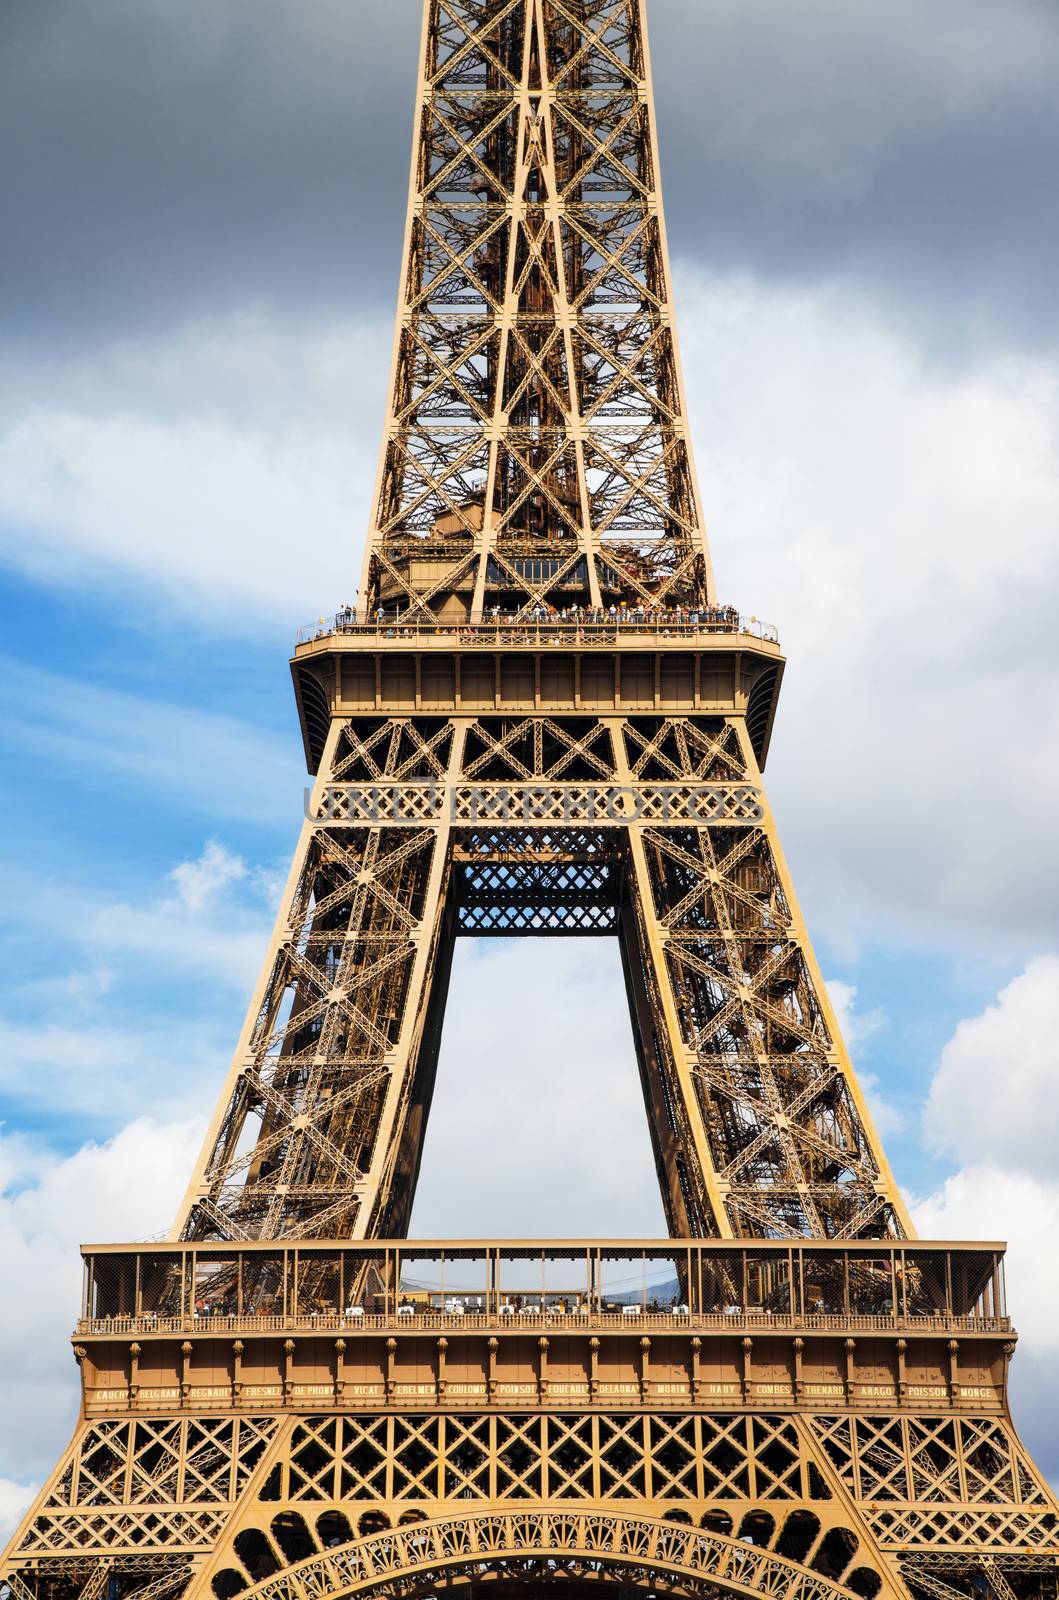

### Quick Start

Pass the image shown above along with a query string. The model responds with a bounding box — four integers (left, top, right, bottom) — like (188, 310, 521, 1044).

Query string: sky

(2, 0, 1059, 1537)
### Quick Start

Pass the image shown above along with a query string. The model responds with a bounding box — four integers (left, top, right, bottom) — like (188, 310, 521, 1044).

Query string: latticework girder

(360, 0, 713, 621)
(171, 713, 910, 1246)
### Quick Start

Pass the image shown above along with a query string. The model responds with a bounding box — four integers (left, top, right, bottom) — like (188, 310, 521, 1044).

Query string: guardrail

(295, 611, 780, 648)
(76, 1310, 1012, 1338)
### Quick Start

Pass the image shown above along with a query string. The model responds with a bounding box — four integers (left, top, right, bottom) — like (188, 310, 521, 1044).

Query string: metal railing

(295, 610, 779, 648)
(75, 1309, 1011, 1338)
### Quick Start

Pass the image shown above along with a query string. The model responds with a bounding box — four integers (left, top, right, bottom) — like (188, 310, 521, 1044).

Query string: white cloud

(170, 838, 247, 914)
(913, 956, 1059, 1483)
(0, 315, 385, 630)
(89, 840, 274, 990)
(0, 846, 276, 1527)
(826, 979, 886, 1049)
(677, 269, 1059, 952)
(89, 902, 265, 993)
(0, 842, 279, 1120)
(0, 1480, 37, 1555)
(0, 1116, 205, 1533)
(0, 1013, 226, 1123)
(925, 954, 1059, 1176)
(825, 979, 899, 1135)
(410, 939, 668, 1239)
(106, 836, 278, 974)
(914, 1164, 1059, 1354)
(913, 1162, 1059, 1484)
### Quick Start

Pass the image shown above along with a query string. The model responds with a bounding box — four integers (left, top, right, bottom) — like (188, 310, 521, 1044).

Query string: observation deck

(75, 1239, 1012, 1422)
(290, 611, 785, 774)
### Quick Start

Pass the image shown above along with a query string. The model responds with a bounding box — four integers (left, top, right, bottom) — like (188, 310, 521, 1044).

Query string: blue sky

(2, 0, 1059, 1532)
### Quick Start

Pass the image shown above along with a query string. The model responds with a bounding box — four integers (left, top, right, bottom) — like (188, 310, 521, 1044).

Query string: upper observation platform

(290, 607, 785, 775)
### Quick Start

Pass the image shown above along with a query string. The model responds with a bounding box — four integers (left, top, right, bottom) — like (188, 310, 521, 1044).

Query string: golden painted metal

(3, 7, 1055, 1600)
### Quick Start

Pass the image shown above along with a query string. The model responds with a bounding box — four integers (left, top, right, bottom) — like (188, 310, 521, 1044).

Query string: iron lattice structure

(3, 8, 1056, 1600)
(362, 0, 713, 619)
(172, 708, 908, 1245)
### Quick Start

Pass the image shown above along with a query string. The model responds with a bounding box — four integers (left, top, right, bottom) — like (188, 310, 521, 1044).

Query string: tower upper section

(359, 0, 714, 623)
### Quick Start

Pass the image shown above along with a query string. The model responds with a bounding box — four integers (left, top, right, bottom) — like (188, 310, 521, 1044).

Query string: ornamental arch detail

(219, 1510, 884, 1600)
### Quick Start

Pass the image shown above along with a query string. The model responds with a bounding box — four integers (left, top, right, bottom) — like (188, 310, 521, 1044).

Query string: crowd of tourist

(313, 601, 745, 638)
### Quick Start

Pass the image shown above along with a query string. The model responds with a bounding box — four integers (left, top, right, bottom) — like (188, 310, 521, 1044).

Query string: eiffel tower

(4, 6, 1057, 1600)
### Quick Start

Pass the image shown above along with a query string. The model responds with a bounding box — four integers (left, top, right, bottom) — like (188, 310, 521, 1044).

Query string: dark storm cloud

(2, 0, 1057, 356)
(649, 0, 1059, 355)
(0, 0, 416, 349)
